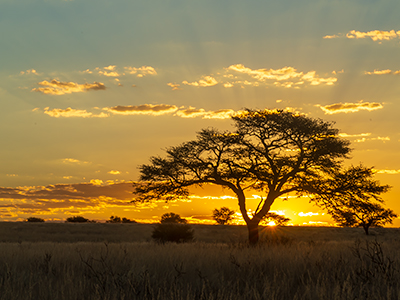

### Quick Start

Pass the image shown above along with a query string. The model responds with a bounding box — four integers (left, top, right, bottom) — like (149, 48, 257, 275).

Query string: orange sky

(1, 0, 400, 226)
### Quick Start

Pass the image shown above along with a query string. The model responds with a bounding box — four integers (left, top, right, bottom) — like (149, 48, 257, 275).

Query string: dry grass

(0, 223, 399, 299)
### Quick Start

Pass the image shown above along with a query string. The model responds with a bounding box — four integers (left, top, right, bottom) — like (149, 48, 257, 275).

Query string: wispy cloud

(33, 79, 106, 95)
(167, 83, 182, 90)
(318, 101, 383, 114)
(124, 66, 157, 77)
(182, 75, 218, 87)
(324, 30, 400, 41)
(44, 107, 108, 118)
(103, 104, 178, 115)
(225, 64, 337, 88)
(20, 69, 39, 75)
(365, 69, 400, 75)
(108, 170, 121, 175)
(374, 169, 400, 174)
(175, 107, 235, 119)
(62, 158, 89, 164)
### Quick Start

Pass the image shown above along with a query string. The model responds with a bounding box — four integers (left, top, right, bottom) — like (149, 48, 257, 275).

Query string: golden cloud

(226, 64, 337, 87)
(182, 75, 218, 87)
(319, 101, 383, 114)
(339, 133, 371, 138)
(104, 104, 178, 115)
(374, 169, 400, 174)
(33, 79, 106, 95)
(167, 83, 182, 90)
(325, 30, 400, 41)
(124, 66, 157, 76)
(44, 107, 109, 118)
(365, 69, 392, 75)
(108, 170, 121, 175)
(175, 107, 235, 119)
(20, 69, 39, 75)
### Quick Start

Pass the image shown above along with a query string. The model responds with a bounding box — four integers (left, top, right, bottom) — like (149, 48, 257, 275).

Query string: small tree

(122, 217, 137, 223)
(212, 207, 235, 225)
(151, 213, 194, 243)
(261, 212, 290, 226)
(311, 165, 395, 235)
(328, 201, 397, 235)
(160, 212, 187, 224)
(106, 215, 122, 223)
(66, 216, 89, 223)
(26, 217, 45, 222)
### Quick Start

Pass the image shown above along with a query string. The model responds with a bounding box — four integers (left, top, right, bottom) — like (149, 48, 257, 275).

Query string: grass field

(0, 223, 399, 299)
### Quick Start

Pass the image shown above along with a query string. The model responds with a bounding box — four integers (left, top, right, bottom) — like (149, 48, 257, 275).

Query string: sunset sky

(1, 0, 400, 226)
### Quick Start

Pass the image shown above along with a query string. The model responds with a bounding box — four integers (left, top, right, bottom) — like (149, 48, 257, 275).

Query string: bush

(26, 217, 45, 222)
(212, 207, 235, 225)
(66, 216, 89, 223)
(106, 216, 137, 223)
(151, 213, 194, 243)
(151, 223, 194, 243)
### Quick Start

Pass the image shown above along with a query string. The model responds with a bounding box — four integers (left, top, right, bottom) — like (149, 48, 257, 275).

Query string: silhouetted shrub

(26, 217, 45, 222)
(152, 213, 193, 243)
(212, 207, 235, 225)
(66, 216, 89, 223)
(122, 217, 137, 223)
(106, 216, 137, 223)
(160, 212, 187, 224)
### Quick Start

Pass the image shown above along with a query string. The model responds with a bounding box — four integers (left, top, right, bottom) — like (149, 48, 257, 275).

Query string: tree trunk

(247, 220, 260, 245)
(363, 225, 369, 235)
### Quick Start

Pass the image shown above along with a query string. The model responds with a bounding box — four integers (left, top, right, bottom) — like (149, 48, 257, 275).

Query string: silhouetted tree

(151, 213, 194, 243)
(106, 215, 122, 223)
(122, 217, 137, 223)
(160, 212, 187, 224)
(311, 166, 396, 235)
(212, 207, 235, 225)
(134, 109, 387, 244)
(66, 216, 89, 223)
(262, 212, 290, 226)
(26, 217, 45, 222)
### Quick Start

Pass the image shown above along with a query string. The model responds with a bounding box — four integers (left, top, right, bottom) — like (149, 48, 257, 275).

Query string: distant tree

(66, 216, 89, 223)
(106, 215, 122, 223)
(26, 217, 45, 223)
(160, 212, 187, 224)
(151, 213, 193, 243)
(329, 202, 397, 235)
(261, 212, 290, 226)
(122, 217, 137, 223)
(134, 109, 388, 244)
(212, 207, 235, 225)
(311, 166, 395, 235)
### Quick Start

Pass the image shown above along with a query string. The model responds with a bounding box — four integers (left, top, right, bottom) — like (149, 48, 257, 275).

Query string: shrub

(151, 213, 194, 243)
(122, 217, 137, 223)
(26, 217, 45, 222)
(212, 207, 235, 225)
(106, 216, 137, 223)
(66, 216, 89, 223)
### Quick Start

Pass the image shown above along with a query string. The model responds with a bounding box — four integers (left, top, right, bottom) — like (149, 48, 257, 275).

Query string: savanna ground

(0, 222, 399, 300)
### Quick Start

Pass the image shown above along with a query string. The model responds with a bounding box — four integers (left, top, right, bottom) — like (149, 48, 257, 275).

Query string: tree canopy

(212, 207, 235, 225)
(134, 109, 391, 244)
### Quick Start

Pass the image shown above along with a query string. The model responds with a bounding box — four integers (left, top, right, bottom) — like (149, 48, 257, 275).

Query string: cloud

(33, 79, 106, 95)
(124, 66, 157, 76)
(339, 133, 371, 138)
(20, 69, 39, 75)
(318, 101, 383, 114)
(167, 83, 182, 90)
(354, 136, 390, 143)
(0, 182, 135, 214)
(226, 64, 337, 87)
(374, 169, 400, 174)
(104, 104, 178, 115)
(324, 30, 400, 41)
(108, 170, 121, 175)
(182, 75, 218, 87)
(175, 107, 235, 119)
(44, 107, 109, 118)
(365, 69, 400, 75)
(62, 158, 89, 164)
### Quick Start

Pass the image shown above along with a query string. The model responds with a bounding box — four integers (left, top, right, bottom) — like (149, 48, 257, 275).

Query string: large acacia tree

(133, 109, 381, 244)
